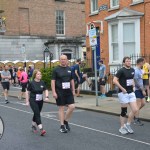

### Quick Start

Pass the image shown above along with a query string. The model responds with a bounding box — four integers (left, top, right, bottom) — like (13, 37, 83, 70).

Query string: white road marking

(42, 110, 84, 114)
(0, 104, 150, 146)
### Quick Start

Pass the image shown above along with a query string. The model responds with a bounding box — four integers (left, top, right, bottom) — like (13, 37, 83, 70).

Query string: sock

(32, 121, 36, 126)
(38, 124, 43, 130)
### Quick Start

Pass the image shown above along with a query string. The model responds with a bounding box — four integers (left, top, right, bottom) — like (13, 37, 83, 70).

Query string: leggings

(29, 99, 43, 125)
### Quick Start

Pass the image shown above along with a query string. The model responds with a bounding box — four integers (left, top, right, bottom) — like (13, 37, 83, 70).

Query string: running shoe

(119, 127, 128, 135)
(146, 97, 150, 102)
(31, 126, 38, 133)
(40, 129, 46, 136)
(60, 125, 67, 133)
(64, 121, 70, 131)
(5, 100, 9, 104)
(124, 124, 134, 134)
(134, 118, 144, 126)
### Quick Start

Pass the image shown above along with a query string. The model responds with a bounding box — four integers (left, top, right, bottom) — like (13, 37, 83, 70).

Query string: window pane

(124, 43, 135, 57)
(133, 0, 142, 3)
(91, 0, 98, 12)
(123, 23, 135, 42)
(112, 44, 119, 61)
(112, 0, 119, 7)
(56, 10, 64, 34)
(112, 24, 118, 43)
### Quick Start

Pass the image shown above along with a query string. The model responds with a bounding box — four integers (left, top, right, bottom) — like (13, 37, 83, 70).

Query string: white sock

(126, 122, 130, 125)
(32, 121, 36, 126)
(38, 124, 43, 130)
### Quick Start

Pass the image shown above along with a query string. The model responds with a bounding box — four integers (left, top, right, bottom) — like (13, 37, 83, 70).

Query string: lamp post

(43, 47, 53, 69)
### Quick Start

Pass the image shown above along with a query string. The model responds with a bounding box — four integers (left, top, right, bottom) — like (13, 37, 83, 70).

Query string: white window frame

(110, 0, 119, 9)
(108, 19, 140, 64)
(90, 0, 98, 14)
(132, 0, 144, 3)
(56, 10, 65, 35)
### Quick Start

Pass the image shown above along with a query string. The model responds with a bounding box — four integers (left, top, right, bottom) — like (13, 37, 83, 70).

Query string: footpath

(8, 86, 150, 122)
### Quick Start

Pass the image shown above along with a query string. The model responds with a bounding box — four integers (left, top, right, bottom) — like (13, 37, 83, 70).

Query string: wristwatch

(46, 96, 49, 98)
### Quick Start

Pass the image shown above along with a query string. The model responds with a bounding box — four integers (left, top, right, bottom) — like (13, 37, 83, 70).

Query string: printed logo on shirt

(68, 71, 71, 73)
(41, 85, 44, 88)
(131, 72, 134, 75)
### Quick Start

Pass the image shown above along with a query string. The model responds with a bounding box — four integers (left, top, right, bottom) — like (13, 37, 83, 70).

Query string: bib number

(36, 94, 43, 101)
(62, 82, 70, 89)
(126, 79, 133, 86)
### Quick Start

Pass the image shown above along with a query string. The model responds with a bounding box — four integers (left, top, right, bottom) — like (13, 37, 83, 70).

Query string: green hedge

(40, 67, 54, 90)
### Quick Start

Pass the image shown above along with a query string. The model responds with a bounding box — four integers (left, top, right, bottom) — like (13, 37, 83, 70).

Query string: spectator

(98, 60, 106, 98)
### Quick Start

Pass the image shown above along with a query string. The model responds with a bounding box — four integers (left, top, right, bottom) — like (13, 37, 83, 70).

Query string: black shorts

(56, 89, 74, 106)
(143, 79, 149, 86)
(135, 90, 145, 99)
(21, 82, 28, 92)
(99, 78, 106, 85)
(1, 82, 10, 90)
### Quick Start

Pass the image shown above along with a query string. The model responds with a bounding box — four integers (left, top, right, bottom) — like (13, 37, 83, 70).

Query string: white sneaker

(119, 127, 128, 135)
(124, 124, 134, 134)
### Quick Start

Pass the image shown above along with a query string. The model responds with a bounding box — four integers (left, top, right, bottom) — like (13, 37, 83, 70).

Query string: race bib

(4, 79, 9, 81)
(36, 94, 43, 101)
(62, 82, 70, 89)
(126, 79, 133, 86)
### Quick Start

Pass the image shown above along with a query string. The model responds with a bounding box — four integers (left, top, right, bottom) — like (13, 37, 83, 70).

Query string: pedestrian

(51, 55, 75, 133)
(113, 56, 138, 135)
(26, 69, 49, 136)
(98, 60, 107, 98)
(28, 66, 34, 81)
(71, 58, 92, 97)
(18, 67, 28, 100)
(1, 65, 11, 104)
(17, 67, 21, 86)
(134, 58, 146, 126)
(8, 65, 13, 84)
(142, 58, 150, 102)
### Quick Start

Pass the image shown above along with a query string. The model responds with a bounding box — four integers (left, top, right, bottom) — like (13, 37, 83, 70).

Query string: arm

(44, 89, 49, 102)
(51, 80, 57, 99)
(113, 76, 127, 93)
(70, 79, 75, 96)
(75, 70, 80, 80)
(25, 91, 30, 106)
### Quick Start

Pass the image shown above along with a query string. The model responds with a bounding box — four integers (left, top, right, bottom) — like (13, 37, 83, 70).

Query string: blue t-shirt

(99, 64, 106, 78)
(71, 64, 81, 80)
(134, 67, 144, 91)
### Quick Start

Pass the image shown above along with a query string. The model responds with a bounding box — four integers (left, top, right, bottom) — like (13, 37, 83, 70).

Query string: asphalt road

(0, 96, 150, 150)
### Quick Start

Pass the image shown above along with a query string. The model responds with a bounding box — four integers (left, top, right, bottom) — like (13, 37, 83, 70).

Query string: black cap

(99, 60, 103, 63)
(76, 58, 81, 62)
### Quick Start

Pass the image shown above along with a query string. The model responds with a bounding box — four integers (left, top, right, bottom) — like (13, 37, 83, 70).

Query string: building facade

(85, 0, 150, 71)
(0, 0, 85, 61)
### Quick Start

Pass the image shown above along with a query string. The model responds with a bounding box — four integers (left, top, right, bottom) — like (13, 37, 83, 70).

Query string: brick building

(0, 0, 85, 61)
(85, 0, 150, 72)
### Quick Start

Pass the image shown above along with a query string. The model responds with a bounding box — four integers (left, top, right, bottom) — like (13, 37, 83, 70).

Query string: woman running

(26, 69, 49, 136)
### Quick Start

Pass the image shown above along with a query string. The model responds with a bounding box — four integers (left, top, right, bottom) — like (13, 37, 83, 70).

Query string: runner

(51, 55, 75, 133)
(98, 60, 107, 98)
(1, 65, 11, 104)
(142, 58, 150, 102)
(72, 58, 92, 97)
(18, 67, 28, 100)
(26, 69, 49, 136)
(134, 58, 146, 126)
(113, 57, 138, 135)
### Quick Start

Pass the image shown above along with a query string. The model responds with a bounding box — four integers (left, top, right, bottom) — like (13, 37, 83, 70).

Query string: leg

(128, 101, 138, 124)
(58, 106, 65, 125)
(120, 104, 128, 127)
(65, 104, 75, 122)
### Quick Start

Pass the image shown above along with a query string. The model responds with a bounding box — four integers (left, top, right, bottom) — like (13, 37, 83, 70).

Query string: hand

(53, 92, 58, 99)
(102, 78, 105, 81)
(122, 88, 127, 94)
(142, 90, 146, 96)
(72, 90, 75, 96)
(44, 97, 49, 102)
(78, 77, 80, 82)
(25, 101, 29, 106)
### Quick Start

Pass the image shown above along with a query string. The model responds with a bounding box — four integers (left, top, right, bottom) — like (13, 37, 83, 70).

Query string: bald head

(60, 55, 68, 67)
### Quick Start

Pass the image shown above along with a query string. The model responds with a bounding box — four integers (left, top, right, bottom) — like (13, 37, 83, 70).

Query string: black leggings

(29, 99, 43, 125)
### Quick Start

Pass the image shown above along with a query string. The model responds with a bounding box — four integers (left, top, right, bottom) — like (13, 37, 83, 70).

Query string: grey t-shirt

(99, 64, 106, 78)
(134, 67, 144, 91)
(1, 70, 10, 82)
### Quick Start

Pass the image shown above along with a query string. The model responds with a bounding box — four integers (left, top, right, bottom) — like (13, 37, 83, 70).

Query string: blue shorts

(135, 90, 145, 99)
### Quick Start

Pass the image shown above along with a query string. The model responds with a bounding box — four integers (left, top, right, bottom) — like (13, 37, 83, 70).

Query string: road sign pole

(93, 46, 99, 106)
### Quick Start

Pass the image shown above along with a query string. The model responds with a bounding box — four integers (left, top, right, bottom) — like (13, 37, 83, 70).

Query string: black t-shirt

(52, 66, 73, 90)
(27, 80, 47, 99)
(115, 67, 135, 93)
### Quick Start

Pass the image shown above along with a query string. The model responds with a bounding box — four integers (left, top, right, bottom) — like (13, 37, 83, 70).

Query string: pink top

(19, 71, 28, 83)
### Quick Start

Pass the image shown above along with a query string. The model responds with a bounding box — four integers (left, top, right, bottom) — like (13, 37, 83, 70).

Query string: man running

(134, 58, 146, 126)
(51, 55, 75, 133)
(1, 65, 11, 104)
(113, 57, 138, 135)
